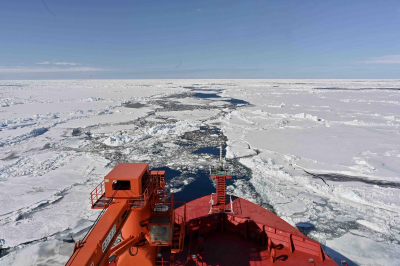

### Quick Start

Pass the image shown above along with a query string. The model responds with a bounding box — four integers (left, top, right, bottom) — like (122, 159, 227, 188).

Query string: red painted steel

(174, 195, 338, 265)
(67, 163, 338, 266)
(210, 169, 232, 213)
(67, 164, 186, 266)
(104, 163, 149, 198)
(66, 199, 130, 266)
(90, 180, 112, 209)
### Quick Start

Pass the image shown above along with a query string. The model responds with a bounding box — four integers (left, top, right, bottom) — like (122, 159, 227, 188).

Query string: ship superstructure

(66, 150, 343, 266)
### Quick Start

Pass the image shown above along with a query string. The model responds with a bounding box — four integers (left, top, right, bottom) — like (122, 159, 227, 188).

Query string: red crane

(66, 163, 186, 266)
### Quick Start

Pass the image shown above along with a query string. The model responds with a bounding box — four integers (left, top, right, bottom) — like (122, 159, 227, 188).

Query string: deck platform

(158, 195, 339, 266)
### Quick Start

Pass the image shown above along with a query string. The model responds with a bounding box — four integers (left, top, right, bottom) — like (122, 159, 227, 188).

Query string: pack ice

(0, 79, 399, 266)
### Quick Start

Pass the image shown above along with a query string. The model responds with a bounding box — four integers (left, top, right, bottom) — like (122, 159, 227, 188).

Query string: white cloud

(0, 66, 106, 73)
(54, 62, 78, 66)
(358, 55, 400, 64)
(36, 61, 78, 66)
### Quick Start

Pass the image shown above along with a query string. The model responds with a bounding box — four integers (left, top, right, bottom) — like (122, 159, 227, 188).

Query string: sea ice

(1, 79, 399, 266)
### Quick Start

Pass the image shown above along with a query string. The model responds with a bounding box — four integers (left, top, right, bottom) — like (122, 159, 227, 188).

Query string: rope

(128, 239, 146, 256)
(128, 246, 138, 256)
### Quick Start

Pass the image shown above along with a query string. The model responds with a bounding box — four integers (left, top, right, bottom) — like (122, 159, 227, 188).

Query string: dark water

(174, 170, 215, 203)
(193, 93, 221, 99)
(306, 171, 400, 188)
(72, 128, 82, 136)
(125, 103, 147, 108)
(150, 167, 214, 203)
(322, 245, 358, 266)
(223, 98, 249, 105)
(192, 92, 249, 105)
(150, 166, 181, 183)
(193, 147, 220, 156)
(193, 144, 228, 157)
(1, 152, 19, 161)
(151, 167, 219, 202)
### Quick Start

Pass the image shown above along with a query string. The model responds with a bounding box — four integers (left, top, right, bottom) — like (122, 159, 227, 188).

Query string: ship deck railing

(90, 180, 113, 209)
(172, 201, 186, 252)
(90, 172, 161, 209)
(208, 193, 234, 214)
(128, 175, 158, 210)
(181, 212, 330, 264)
(210, 169, 233, 177)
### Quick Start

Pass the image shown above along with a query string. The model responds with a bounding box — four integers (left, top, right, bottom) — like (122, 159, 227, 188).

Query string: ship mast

(210, 144, 232, 214)
(219, 144, 223, 171)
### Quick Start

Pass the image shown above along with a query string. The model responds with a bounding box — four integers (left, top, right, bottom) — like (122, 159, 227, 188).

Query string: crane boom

(66, 199, 131, 266)
(65, 164, 185, 266)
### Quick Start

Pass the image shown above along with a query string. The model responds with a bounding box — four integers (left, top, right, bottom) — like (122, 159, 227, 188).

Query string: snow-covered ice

(1, 79, 400, 265)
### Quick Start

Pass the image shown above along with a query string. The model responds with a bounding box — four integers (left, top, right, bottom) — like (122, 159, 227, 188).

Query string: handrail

(229, 194, 234, 214)
(175, 213, 183, 224)
(90, 180, 107, 207)
(208, 193, 234, 214)
(223, 212, 326, 259)
(91, 170, 164, 208)
(172, 201, 186, 252)
(210, 169, 232, 176)
(128, 173, 159, 209)
(180, 202, 186, 251)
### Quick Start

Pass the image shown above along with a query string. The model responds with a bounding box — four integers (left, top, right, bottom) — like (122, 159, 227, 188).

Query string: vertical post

(245, 220, 248, 240)
(219, 144, 223, 171)
(289, 234, 294, 253)
(220, 213, 224, 233)
(262, 225, 266, 246)
(319, 246, 325, 261)
(198, 237, 204, 252)
(270, 248, 276, 263)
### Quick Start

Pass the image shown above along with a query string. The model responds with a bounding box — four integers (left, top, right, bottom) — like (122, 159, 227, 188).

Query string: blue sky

(0, 0, 399, 79)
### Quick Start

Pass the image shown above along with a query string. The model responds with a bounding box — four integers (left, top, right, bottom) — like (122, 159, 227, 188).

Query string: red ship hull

(164, 195, 337, 266)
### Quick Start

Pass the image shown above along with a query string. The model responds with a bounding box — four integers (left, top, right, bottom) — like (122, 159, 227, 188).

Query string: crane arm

(107, 234, 144, 264)
(66, 200, 131, 266)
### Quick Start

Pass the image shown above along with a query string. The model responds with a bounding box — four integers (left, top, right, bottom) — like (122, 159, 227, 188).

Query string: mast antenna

(219, 144, 223, 170)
